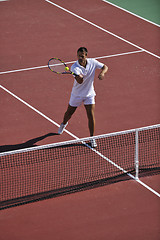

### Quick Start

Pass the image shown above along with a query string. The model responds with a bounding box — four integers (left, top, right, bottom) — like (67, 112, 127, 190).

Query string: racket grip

(72, 72, 79, 77)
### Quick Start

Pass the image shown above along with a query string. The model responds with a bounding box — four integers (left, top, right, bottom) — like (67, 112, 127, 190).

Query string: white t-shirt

(70, 58, 104, 97)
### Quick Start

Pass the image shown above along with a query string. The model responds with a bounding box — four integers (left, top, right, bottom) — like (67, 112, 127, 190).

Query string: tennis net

(0, 124, 159, 209)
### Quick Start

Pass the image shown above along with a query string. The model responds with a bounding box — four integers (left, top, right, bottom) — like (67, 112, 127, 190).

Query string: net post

(135, 130, 139, 180)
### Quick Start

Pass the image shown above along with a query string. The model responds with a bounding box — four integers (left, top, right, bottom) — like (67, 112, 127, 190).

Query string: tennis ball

(65, 67, 69, 71)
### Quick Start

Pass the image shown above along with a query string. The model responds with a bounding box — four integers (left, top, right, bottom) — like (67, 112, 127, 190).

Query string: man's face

(77, 51, 87, 66)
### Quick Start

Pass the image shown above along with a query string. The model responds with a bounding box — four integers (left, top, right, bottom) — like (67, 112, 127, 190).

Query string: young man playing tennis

(58, 47, 108, 147)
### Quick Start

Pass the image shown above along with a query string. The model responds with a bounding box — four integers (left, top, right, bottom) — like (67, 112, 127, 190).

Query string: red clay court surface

(0, 0, 160, 239)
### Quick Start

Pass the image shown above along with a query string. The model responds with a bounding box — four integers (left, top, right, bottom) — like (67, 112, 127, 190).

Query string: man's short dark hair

(77, 47, 88, 54)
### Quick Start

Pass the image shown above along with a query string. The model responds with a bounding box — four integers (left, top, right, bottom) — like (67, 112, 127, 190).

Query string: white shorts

(69, 94, 95, 107)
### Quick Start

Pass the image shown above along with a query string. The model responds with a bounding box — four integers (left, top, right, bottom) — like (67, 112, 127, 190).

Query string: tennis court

(0, 0, 160, 239)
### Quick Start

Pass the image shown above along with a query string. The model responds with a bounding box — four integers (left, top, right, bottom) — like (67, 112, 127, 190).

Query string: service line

(0, 50, 143, 75)
(45, 0, 160, 60)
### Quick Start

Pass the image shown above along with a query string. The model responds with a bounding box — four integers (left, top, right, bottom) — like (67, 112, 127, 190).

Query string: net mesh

(0, 125, 159, 209)
(48, 58, 66, 73)
(138, 127, 160, 171)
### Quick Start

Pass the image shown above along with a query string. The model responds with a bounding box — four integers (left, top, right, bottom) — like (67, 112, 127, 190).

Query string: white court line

(45, 0, 160, 60)
(0, 84, 160, 198)
(102, 0, 160, 27)
(136, 179, 160, 197)
(0, 50, 143, 75)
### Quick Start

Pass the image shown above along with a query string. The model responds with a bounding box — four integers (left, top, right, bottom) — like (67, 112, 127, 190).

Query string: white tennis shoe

(58, 122, 68, 134)
(90, 139, 97, 148)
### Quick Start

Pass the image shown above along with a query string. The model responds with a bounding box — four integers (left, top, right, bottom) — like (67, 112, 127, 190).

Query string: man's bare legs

(63, 104, 96, 136)
(62, 105, 77, 125)
(84, 104, 95, 137)
(84, 104, 97, 147)
(59, 103, 96, 146)
(58, 105, 77, 134)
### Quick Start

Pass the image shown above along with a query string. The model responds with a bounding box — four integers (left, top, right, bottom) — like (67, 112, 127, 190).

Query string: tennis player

(58, 47, 108, 147)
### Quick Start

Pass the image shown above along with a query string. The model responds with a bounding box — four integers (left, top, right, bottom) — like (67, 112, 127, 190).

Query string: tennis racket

(48, 58, 78, 76)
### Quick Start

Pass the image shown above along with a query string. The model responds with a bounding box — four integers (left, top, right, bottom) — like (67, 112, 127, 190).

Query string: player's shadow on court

(0, 133, 59, 153)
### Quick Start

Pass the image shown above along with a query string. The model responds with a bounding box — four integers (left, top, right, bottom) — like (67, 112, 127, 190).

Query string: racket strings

(48, 59, 66, 73)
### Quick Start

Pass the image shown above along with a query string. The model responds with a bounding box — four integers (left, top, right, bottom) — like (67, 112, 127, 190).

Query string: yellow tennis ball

(65, 67, 69, 71)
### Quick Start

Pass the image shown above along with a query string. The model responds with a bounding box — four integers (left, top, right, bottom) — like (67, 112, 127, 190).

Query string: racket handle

(72, 72, 79, 77)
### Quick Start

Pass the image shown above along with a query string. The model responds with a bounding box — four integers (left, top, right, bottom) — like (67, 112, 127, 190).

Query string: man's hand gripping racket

(48, 58, 78, 76)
